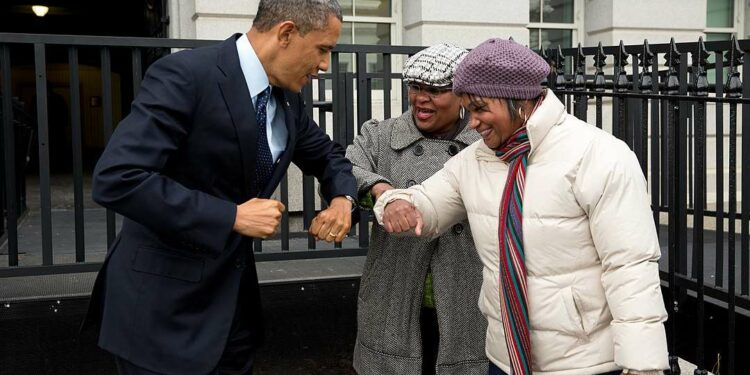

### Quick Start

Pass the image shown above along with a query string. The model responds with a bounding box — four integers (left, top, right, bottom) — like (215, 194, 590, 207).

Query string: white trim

(704, 28, 737, 34)
(527, 23, 577, 30)
(343, 16, 396, 24)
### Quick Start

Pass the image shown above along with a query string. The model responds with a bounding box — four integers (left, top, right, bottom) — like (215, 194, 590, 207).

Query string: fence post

(573, 43, 587, 120)
(724, 35, 743, 375)
(614, 40, 629, 144)
(593, 42, 606, 130)
(690, 36, 710, 375)
(664, 37, 683, 375)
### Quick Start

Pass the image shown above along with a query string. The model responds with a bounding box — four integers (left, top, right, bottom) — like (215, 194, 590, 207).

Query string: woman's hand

(371, 182, 394, 201)
(382, 199, 423, 236)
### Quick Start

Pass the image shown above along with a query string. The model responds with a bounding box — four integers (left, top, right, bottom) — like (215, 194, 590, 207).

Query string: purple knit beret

(453, 38, 550, 99)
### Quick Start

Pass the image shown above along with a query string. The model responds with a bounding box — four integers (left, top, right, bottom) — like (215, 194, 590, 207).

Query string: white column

(402, 0, 530, 48)
(584, 0, 706, 46)
(193, 0, 257, 40)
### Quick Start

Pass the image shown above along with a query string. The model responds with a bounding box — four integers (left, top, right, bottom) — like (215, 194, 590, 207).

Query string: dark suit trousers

(116, 268, 259, 375)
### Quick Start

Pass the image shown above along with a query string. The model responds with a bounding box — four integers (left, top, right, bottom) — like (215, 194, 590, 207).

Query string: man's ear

(276, 21, 296, 47)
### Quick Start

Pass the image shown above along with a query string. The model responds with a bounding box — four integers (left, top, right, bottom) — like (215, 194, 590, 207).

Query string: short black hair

(253, 0, 343, 35)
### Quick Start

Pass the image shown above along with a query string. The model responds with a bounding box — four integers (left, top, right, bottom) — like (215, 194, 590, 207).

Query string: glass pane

(707, 0, 733, 28)
(705, 32, 731, 85)
(530, 0, 541, 22)
(355, 0, 391, 17)
(705, 32, 732, 42)
(353, 22, 390, 45)
(541, 28, 572, 50)
(340, 22, 353, 44)
(543, 0, 574, 23)
(340, 0, 353, 17)
(334, 22, 353, 73)
(354, 23, 391, 74)
(529, 28, 540, 50)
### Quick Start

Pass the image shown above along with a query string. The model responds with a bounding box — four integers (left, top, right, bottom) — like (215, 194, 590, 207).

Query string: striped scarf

(495, 94, 544, 374)
(496, 126, 532, 375)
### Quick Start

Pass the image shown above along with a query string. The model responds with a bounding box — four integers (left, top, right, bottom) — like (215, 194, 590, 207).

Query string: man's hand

(371, 182, 394, 201)
(233, 198, 285, 239)
(382, 199, 423, 236)
(309, 196, 352, 242)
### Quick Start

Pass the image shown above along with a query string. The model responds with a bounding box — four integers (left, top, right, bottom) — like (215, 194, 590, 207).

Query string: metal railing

(1, 32, 749, 374)
(547, 36, 750, 375)
(0, 33, 422, 278)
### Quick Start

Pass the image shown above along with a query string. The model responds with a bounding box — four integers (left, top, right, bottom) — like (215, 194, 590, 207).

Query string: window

(527, 0, 580, 52)
(332, 0, 393, 75)
(706, 0, 734, 29)
(704, 0, 741, 84)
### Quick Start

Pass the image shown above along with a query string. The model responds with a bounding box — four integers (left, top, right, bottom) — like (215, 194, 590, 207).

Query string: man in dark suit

(87, 1, 356, 374)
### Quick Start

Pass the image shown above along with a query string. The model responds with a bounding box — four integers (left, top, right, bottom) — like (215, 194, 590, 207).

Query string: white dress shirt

(236, 34, 288, 161)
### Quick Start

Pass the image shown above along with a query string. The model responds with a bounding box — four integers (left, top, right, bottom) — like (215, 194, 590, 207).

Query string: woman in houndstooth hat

(346, 43, 488, 375)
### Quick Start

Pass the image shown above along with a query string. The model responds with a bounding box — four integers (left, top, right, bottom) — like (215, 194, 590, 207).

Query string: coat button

(448, 144, 459, 156)
(407, 179, 417, 187)
(413, 145, 424, 156)
(452, 224, 464, 234)
(235, 258, 245, 269)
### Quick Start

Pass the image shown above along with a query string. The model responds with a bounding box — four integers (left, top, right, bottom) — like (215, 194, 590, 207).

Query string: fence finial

(574, 43, 586, 91)
(615, 40, 629, 93)
(664, 37, 681, 95)
(639, 39, 655, 93)
(593, 42, 607, 93)
(724, 35, 743, 98)
(691, 36, 709, 97)
(553, 45, 567, 90)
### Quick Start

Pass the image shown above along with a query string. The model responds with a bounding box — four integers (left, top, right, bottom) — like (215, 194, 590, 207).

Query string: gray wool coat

(346, 110, 488, 375)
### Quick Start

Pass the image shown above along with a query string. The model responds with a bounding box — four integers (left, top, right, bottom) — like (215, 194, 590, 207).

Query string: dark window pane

(340, 22, 353, 44)
(707, 0, 733, 28)
(530, 28, 540, 50)
(530, 0, 541, 22)
(354, 23, 390, 74)
(355, 0, 390, 17)
(543, 0, 574, 23)
(332, 23, 353, 73)
(340, 0, 353, 16)
(541, 28, 572, 50)
(354, 22, 390, 45)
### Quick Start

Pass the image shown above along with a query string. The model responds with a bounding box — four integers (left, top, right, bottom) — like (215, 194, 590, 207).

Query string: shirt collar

(236, 33, 271, 98)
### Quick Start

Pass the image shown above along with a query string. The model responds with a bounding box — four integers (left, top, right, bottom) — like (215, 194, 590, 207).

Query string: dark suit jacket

(87, 34, 357, 375)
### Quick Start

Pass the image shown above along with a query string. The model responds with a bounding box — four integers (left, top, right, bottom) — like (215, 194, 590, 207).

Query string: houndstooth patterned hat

(402, 43, 469, 88)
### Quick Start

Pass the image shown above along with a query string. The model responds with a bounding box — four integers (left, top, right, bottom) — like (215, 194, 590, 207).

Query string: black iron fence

(547, 37, 750, 375)
(1, 33, 749, 374)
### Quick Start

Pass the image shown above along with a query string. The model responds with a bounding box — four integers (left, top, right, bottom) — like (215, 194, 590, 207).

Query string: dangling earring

(459, 106, 466, 120)
(518, 108, 527, 124)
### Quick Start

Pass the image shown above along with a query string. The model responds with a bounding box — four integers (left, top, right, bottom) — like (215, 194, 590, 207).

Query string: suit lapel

(216, 34, 258, 197)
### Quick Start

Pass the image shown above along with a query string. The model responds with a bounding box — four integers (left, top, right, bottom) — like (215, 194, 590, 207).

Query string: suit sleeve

(291, 94, 357, 203)
(573, 137, 669, 371)
(92, 53, 236, 257)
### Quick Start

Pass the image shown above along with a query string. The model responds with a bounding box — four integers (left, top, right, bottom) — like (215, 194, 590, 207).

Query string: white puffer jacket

(374, 91, 669, 375)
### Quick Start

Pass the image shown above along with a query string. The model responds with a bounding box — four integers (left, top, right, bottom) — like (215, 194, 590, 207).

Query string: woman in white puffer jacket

(373, 38, 669, 375)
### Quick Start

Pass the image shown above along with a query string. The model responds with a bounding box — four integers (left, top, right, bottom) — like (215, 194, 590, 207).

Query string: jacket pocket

(132, 246, 205, 283)
(561, 287, 589, 340)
